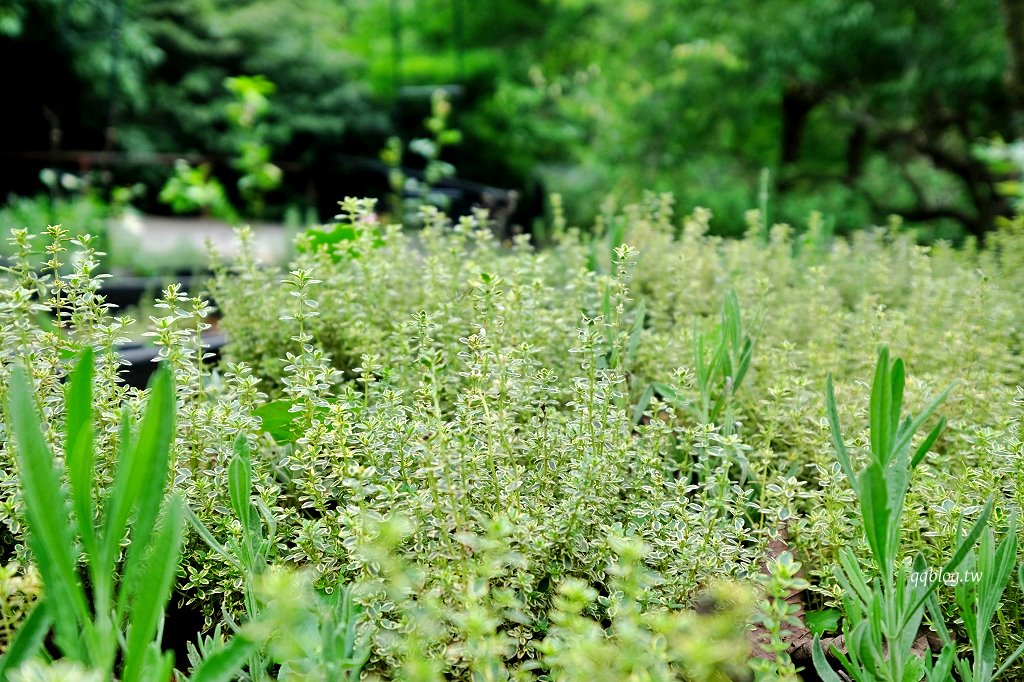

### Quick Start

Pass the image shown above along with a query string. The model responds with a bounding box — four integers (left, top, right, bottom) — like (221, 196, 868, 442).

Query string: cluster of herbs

(1, 197, 1023, 680)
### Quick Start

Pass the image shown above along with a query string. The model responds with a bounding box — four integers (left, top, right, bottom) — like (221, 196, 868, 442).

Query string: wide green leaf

(806, 608, 842, 637)
(858, 462, 890, 575)
(812, 637, 846, 682)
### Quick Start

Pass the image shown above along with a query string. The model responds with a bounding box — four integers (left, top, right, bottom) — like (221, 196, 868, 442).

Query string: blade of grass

(228, 435, 252, 530)
(892, 384, 954, 459)
(993, 639, 1024, 680)
(7, 365, 90, 659)
(631, 383, 656, 426)
(911, 417, 947, 469)
(117, 366, 176, 622)
(65, 348, 97, 559)
(622, 301, 646, 378)
(0, 600, 52, 678)
(122, 494, 185, 682)
(870, 347, 891, 463)
(889, 358, 905, 448)
(183, 506, 244, 573)
(825, 374, 858, 493)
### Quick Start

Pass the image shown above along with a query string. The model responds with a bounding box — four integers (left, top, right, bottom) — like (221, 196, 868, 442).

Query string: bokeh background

(2, 0, 1024, 244)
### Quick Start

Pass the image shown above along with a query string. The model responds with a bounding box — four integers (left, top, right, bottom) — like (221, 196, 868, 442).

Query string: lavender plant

(813, 348, 1022, 682)
(0, 349, 247, 682)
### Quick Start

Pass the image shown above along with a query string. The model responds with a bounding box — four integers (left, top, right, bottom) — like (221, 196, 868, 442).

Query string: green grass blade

(732, 337, 753, 392)
(228, 435, 252, 529)
(928, 644, 957, 682)
(825, 373, 858, 493)
(870, 347, 891, 463)
(115, 366, 177, 621)
(0, 600, 52, 679)
(911, 417, 946, 469)
(925, 588, 953, 646)
(106, 365, 175, 617)
(183, 505, 244, 572)
(122, 494, 185, 682)
(631, 383, 656, 426)
(889, 357, 905, 446)
(65, 349, 97, 559)
(993, 638, 1024, 680)
(976, 519, 1017, 639)
(836, 553, 872, 607)
(7, 365, 90, 658)
(893, 383, 953, 459)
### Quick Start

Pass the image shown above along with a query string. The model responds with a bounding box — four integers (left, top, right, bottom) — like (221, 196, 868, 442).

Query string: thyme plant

(1, 195, 1023, 678)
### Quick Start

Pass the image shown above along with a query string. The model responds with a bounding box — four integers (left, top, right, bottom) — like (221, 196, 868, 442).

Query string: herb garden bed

(1, 200, 1023, 681)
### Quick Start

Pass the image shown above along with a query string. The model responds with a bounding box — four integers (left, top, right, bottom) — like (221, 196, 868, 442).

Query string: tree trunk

(1002, 0, 1024, 120)
(780, 84, 820, 165)
(845, 123, 867, 182)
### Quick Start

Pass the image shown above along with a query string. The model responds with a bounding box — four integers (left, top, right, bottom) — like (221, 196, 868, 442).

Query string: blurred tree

(0, 0, 386, 214)
(346, 0, 1022, 237)
(4, 0, 1021, 235)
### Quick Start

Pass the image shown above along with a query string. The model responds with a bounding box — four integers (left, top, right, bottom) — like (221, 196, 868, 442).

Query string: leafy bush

(1, 197, 1023, 679)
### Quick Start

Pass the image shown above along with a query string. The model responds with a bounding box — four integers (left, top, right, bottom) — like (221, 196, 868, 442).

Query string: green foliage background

(4, 0, 1024, 236)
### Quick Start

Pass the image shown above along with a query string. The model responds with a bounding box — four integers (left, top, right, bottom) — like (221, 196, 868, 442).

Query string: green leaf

(837, 548, 872, 606)
(994, 633, 1024, 680)
(254, 398, 332, 444)
(299, 222, 383, 262)
(183, 505, 244, 573)
(7, 365, 90, 659)
(632, 383, 656, 426)
(903, 500, 993, 630)
(228, 435, 252, 529)
(189, 635, 258, 682)
(625, 301, 645, 367)
(859, 462, 891, 574)
(870, 347, 892, 463)
(825, 373, 858, 493)
(122, 494, 185, 682)
(925, 587, 954, 647)
(892, 383, 953, 460)
(889, 357, 905, 440)
(0, 601, 52, 679)
(115, 365, 176, 623)
(65, 348, 97, 559)
(733, 337, 754, 392)
(911, 417, 946, 468)
(812, 637, 846, 682)
(806, 609, 842, 637)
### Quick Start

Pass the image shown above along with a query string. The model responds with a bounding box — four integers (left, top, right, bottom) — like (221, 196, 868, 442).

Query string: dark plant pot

(115, 332, 227, 388)
(98, 273, 213, 310)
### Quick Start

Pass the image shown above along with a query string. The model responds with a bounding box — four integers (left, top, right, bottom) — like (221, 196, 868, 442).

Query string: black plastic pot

(115, 332, 227, 389)
(99, 273, 214, 310)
